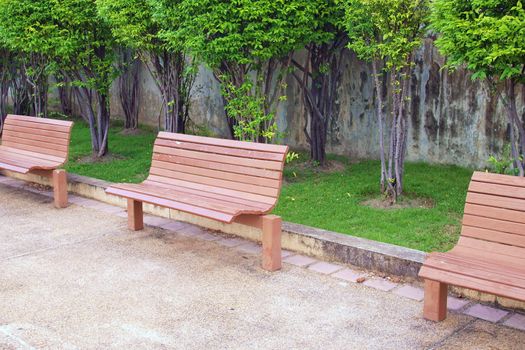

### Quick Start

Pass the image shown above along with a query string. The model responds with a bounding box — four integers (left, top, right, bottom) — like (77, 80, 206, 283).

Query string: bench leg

(127, 199, 144, 231)
(52, 169, 68, 208)
(262, 215, 282, 272)
(423, 279, 448, 321)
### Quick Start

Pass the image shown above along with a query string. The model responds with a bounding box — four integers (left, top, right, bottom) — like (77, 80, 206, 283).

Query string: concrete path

(0, 181, 524, 349)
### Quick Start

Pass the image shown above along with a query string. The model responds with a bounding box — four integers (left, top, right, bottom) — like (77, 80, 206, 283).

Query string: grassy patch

(276, 154, 473, 252)
(59, 116, 473, 252)
(63, 116, 157, 183)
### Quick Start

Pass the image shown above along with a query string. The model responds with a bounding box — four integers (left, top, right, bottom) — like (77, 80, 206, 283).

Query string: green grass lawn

(60, 115, 474, 253)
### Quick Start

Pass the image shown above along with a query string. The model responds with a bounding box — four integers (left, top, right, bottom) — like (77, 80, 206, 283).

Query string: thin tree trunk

(372, 60, 387, 192)
(505, 79, 525, 176)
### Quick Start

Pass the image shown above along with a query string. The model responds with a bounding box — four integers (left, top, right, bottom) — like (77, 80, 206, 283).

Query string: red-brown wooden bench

(419, 171, 525, 321)
(0, 114, 74, 208)
(106, 132, 289, 271)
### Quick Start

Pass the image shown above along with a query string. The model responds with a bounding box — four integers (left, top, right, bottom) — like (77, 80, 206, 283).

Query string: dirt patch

(294, 160, 346, 173)
(76, 153, 126, 164)
(361, 196, 434, 210)
(118, 128, 143, 136)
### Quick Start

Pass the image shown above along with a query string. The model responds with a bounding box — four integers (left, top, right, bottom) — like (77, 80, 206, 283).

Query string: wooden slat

(154, 145, 283, 171)
(457, 236, 525, 258)
(1, 141, 66, 158)
(464, 203, 525, 224)
(158, 131, 288, 154)
(0, 151, 59, 169)
(149, 167, 279, 198)
(113, 183, 266, 214)
(0, 161, 29, 173)
(0, 146, 65, 163)
(152, 153, 281, 180)
(419, 266, 525, 301)
(5, 119, 71, 133)
(461, 226, 525, 247)
(2, 130, 70, 146)
(471, 171, 525, 188)
(466, 192, 525, 212)
(462, 214, 525, 237)
(442, 251, 525, 277)
(450, 245, 525, 267)
(424, 253, 525, 287)
(151, 160, 280, 188)
(106, 187, 236, 223)
(7, 114, 73, 127)
(469, 181, 525, 200)
(155, 138, 285, 162)
(2, 135, 69, 153)
(3, 124, 71, 140)
(142, 179, 271, 211)
(147, 174, 276, 205)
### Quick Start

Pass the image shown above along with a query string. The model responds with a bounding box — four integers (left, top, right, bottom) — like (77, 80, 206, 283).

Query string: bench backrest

(1, 114, 74, 162)
(147, 132, 289, 207)
(459, 171, 525, 260)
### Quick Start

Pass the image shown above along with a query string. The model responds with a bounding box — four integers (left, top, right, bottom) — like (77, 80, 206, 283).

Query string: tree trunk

(372, 60, 387, 192)
(148, 51, 193, 134)
(505, 79, 525, 176)
(292, 37, 346, 165)
(118, 49, 141, 130)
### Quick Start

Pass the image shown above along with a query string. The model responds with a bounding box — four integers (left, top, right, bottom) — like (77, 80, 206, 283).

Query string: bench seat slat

(0, 146, 65, 163)
(0, 155, 59, 171)
(471, 171, 525, 188)
(107, 186, 267, 223)
(464, 203, 525, 224)
(2, 129, 70, 146)
(0, 161, 29, 173)
(142, 180, 271, 211)
(457, 236, 525, 258)
(461, 226, 525, 247)
(112, 182, 270, 214)
(3, 124, 71, 140)
(158, 131, 288, 154)
(151, 160, 281, 188)
(155, 138, 286, 162)
(2, 134, 69, 153)
(423, 253, 525, 287)
(7, 114, 73, 127)
(147, 174, 276, 205)
(152, 153, 281, 180)
(6, 119, 71, 134)
(149, 167, 280, 197)
(154, 145, 283, 171)
(466, 192, 525, 212)
(462, 214, 525, 236)
(419, 266, 525, 302)
(2, 140, 67, 158)
(469, 181, 525, 200)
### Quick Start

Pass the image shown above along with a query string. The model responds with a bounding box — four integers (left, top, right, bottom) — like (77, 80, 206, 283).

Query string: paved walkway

(0, 177, 524, 349)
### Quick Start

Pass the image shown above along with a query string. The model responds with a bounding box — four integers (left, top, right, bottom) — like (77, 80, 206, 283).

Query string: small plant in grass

(487, 144, 521, 176)
(286, 152, 300, 165)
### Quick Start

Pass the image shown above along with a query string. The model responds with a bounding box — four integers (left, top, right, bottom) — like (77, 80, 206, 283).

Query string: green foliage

(97, 0, 171, 53)
(430, 0, 525, 83)
(157, 0, 325, 68)
(286, 152, 300, 164)
(155, 0, 331, 142)
(221, 78, 278, 142)
(344, 0, 429, 69)
(487, 144, 521, 175)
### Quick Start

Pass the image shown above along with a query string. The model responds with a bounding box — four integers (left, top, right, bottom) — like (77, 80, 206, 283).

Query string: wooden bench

(105, 132, 289, 271)
(419, 171, 525, 321)
(0, 114, 74, 208)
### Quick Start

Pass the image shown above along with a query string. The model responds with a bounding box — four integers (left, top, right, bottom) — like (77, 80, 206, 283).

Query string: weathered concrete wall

(109, 39, 525, 168)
